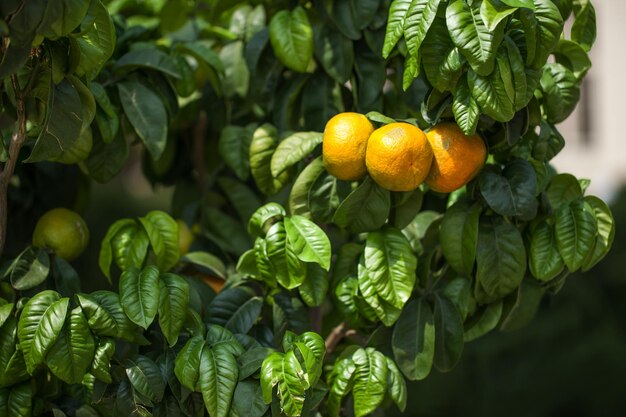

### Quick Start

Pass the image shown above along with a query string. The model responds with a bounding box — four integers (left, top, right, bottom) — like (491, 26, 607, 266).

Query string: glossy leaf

(529, 221, 565, 281)
(174, 336, 205, 391)
(158, 273, 190, 347)
(475, 216, 527, 302)
(46, 307, 95, 384)
(422, 11, 465, 92)
(269, 7, 313, 72)
(271, 132, 322, 178)
(333, 177, 391, 233)
(479, 159, 538, 219)
(447, 0, 505, 76)
(453, 76, 480, 135)
(432, 293, 464, 371)
(554, 199, 597, 272)
(284, 215, 331, 270)
(531, 0, 564, 69)
(392, 298, 435, 380)
(582, 196, 615, 271)
(250, 124, 291, 196)
(571, 1, 596, 52)
(9, 247, 50, 291)
(352, 348, 388, 417)
(126, 355, 166, 403)
(266, 222, 307, 289)
(118, 81, 168, 160)
(119, 266, 160, 329)
(140, 211, 180, 272)
(91, 338, 115, 383)
(17, 291, 68, 373)
(440, 202, 481, 276)
(299, 263, 329, 307)
(463, 300, 503, 341)
(207, 287, 263, 334)
(540, 63, 580, 124)
(219, 124, 256, 181)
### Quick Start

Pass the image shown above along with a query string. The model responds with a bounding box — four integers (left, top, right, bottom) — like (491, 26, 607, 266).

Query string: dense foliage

(0, 0, 612, 416)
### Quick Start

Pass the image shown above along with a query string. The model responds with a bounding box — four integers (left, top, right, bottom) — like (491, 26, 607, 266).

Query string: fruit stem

(325, 320, 351, 355)
(0, 75, 28, 255)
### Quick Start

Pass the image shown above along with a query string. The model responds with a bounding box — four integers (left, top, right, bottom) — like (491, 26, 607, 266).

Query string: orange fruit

(201, 275, 225, 293)
(32, 208, 90, 261)
(365, 122, 433, 192)
(322, 112, 374, 181)
(425, 123, 487, 193)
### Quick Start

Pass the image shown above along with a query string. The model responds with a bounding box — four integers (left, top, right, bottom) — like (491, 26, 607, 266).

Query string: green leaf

(528, 221, 565, 281)
(358, 227, 417, 324)
(9, 247, 50, 291)
(219, 41, 250, 97)
(480, 0, 517, 32)
(238, 346, 274, 381)
(139, 211, 180, 271)
(571, 1, 596, 52)
(452, 76, 480, 135)
(284, 215, 331, 270)
(0, 383, 32, 417)
(314, 25, 354, 84)
(391, 189, 424, 230)
(91, 338, 115, 383)
(231, 380, 268, 417)
(250, 124, 292, 196)
(403, 0, 443, 64)
(46, 307, 95, 384)
(501, 0, 534, 7)
(199, 346, 238, 417)
(174, 336, 205, 391)
(553, 39, 592, 80)
(432, 293, 464, 371)
(463, 300, 503, 341)
(90, 82, 119, 144)
(119, 266, 160, 329)
(289, 157, 326, 218)
(554, 199, 597, 272)
(248, 202, 287, 237)
(479, 159, 538, 219)
(269, 7, 313, 72)
(126, 355, 166, 404)
(383, 0, 412, 58)
(182, 251, 227, 279)
(72, 0, 115, 80)
(468, 66, 514, 122)
(27, 79, 84, 162)
(118, 81, 168, 161)
(115, 48, 181, 78)
(352, 348, 388, 417)
(203, 208, 253, 256)
(502, 36, 528, 111)
(158, 273, 190, 347)
(217, 177, 262, 223)
(326, 356, 356, 417)
(0, 317, 29, 387)
(440, 202, 481, 276)
(475, 216, 527, 303)
(446, 0, 505, 76)
(17, 291, 68, 374)
(265, 222, 307, 289)
(109, 222, 150, 277)
(582, 196, 615, 271)
(385, 357, 407, 411)
(207, 287, 263, 334)
(545, 173, 583, 210)
(530, 0, 564, 69)
(271, 132, 322, 178)
(0, 303, 13, 329)
(310, 169, 351, 224)
(392, 298, 435, 380)
(84, 128, 129, 183)
(540, 63, 580, 124)
(38, 0, 90, 39)
(299, 263, 329, 307)
(219, 125, 255, 181)
(77, 291, 141, 342)
(443, 278, 472, 320)
(422, 11, 465, 92)
(500, 278, 546, 331)
(333, 177, 391, 233)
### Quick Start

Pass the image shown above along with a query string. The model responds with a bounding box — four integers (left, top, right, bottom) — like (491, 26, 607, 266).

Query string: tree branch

(325, 321, 351, 354)
(0, 75, 28, 255)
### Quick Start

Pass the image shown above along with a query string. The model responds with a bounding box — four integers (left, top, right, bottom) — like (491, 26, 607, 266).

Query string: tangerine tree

(0, 0, 612, 416)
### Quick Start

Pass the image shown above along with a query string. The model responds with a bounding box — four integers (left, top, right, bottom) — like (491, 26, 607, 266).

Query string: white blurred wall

(553, 0, 626, 201)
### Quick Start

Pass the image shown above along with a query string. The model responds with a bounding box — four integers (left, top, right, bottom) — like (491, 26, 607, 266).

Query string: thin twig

(0, 75, 28, 255)
(325, 321, 349, 354)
